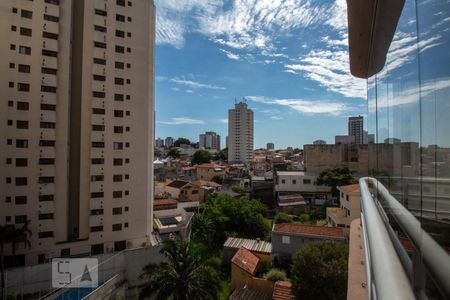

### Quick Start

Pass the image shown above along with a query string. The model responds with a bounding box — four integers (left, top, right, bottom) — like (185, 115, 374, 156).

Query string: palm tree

(139, 239, 220, 300)
(0, 224, 14, 298)
(9, 220, 32, 267)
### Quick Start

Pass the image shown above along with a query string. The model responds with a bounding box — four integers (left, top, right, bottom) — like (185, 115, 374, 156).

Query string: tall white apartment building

(228, 101, 254, 163)
(348, 115, 364, 144)
(165, 136, 174, 148)
(199, 131, 220, 150)
(155, 138, 164, 148)
(0, 0, 155, 266)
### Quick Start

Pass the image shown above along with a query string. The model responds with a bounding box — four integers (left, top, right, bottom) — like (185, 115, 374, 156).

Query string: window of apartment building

(42, 32, 58, 40)
(114, 126, 123, 133)
(45, 0, 60, 5)
(117, 0, 126, 6)
(11, 25, 16, 32)
(44, 14, 59, 22)
(127, 17, 132, 22)
(38, 231, 54, 239)
(60, 249, 70, 257)
(12, 7, 17, 13)
(93, 74, 106, 81)
(92, 124, 105, 131)
(93, 91, 105, 98)
(114, 94, 124, 101)
(6, 178, 11, 184)
(6, 158, 12, 165)
(292, 180, 297, 184)
(113, 142, 123, 150)
(91, 192, 104, 198)
(94, 25, 107, 33)
(9, 82, 14, 88)
(10, 44, 16, 50)
(113, 207, 122, 215)
(18, 65, 31, 73)
(126, 63, 131, 69)
(15, 158, 27, 167)
(114, 240, 126, 252)
(95, 9, 107, 16)
(113, 174, 123, 182)
(303, 179, 311, 184)
(39, 158, 55, 165)
(41, 103, 56, 111)
(126, 126, 130, 132)
(42, 49, 57, 57)
(92, 141, 105, 148)
(19, 46, 31, 55)
(21, 9, 33, 19)
(5, 216, 11, 222)
(125, 158, 130, 163)
(114, 110, 124, 117)
(126, 79, 131, 84)
(15, 215, 27, 224)
(15, 177, 27, 186)
(112, 224, 122, 231)
(40, 122, 56, 129)
(10, 63, 15, 69)
(114, 78, 124, 85)
(91, 175, 104, 182)
(5, 197, 12, 203)
(17, 83, 30, 92)
(20, 27, 32, 36)
(115, 61, 124, 69)
(113, 191, 123, 198)
(39, 140, 55, 147)
(39, 213, 53, 220)
(8, 101, 13, 107)
(127, 32, 132, 37)
(39, 194, 54, 202)
(94, 41, 106, 49)
(113, 158, 123, 165)
(17, 120, 29, 129)
(92, 108, 105, 114)
(41, 85, 57, 93)
(90, 226, 103, 232)
(91, 244, 104, 255)
(91, 158, 104, 164)
(39, 176, 54, 183)
(16, 139, 28, 148)
(90, 209, 104, 216)
(126, 47, 131, 53)
(93, 57, 106, 65)
(115, 30, 125, 38)
(17, 102, 29, 110)
(15, 196, 27, 205)
(115, 45, 125, 53)
(281, 179, 285, 184)
(116, 14, 125, 22)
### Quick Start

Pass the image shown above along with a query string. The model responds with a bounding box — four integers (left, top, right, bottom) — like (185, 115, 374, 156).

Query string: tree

(167, 147, 181, 158)
(191, 150, 212, 165)
(210, 175, 223, 184)
(174, 138, 191, 147)
(139, 239, 220, 300)
(274, 212, 293, 224)
(316, 166, 357, 198)
(154, 148, 162, 158)
(218, 148, 228, 161)
(9, 221, 32, 267)
(0, 224, 13, 298)
(291, 241, 348, 300)
(264, 268, 287, 282)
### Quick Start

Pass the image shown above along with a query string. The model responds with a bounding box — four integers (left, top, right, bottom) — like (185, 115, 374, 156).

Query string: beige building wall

(0, 0, 155, 265)
(228, 102, 254, 164)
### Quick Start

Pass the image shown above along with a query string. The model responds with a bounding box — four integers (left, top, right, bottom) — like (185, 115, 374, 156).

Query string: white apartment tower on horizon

(0, 0, 155, 266)
(165, 136, 174, 148)
(348, 115, 364, 144)
(228, 101, 254, 163)
(199, 131, 221, 150)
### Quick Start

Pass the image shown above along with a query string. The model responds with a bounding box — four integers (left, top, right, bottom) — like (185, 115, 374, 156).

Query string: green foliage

(299, 213, 311, 224)
(192, 150, 212, 165)
(211, 175, 224, 184)
(231, 184, 248, 194)
(174, 138, 191, 147)
(154, 148, 162, 158)
(274, 212, 293, 224)
(139, 239, 221, 300)
(264, 268, 287, 282)
(218, 148, 228, 161)
(316, 166, 357, 198)
(167, 147, 181, 158)
(291, 241, 348, 300)
(192, 194, 269, 251)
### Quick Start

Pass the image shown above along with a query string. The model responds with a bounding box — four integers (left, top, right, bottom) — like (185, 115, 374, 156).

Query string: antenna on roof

(234, 97, 237, 104)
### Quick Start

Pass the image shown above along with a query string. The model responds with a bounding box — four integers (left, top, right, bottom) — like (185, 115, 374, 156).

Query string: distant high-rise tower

(267, 143, 275, 150)
(348, 116, 364, 144)
(165, 137, 174, 148)
(0, 0, 155, 265)
(228, 101, 254, 163)
(199, 131, 220, 150)
(155, 138, 164, 148)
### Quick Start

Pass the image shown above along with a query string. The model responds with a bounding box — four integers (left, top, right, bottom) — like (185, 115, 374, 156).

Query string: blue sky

(154, 0, 368, 149)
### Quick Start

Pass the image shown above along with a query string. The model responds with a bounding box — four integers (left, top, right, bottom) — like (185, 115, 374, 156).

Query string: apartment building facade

(199, 131, 220, 151)
(0, 0, 155, 266)
(348, 115, 363, 144)
(228, 101, 254, 163)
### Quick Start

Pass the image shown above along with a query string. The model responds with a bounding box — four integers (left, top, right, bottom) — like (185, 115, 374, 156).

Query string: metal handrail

(360, 177, 450, 299)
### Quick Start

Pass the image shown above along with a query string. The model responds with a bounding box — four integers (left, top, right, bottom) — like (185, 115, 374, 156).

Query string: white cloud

(186, 89, 194, 93)
(157, 117, 206, 125)
(156, 75, 167, 82)
(219, 118, 228, 124)
(170, 77, 226, 90)
(219, 49, 240, 60)
(171, 87, 180, 91)
(247, 95, 349, 116)
(270, 115, 283, 120)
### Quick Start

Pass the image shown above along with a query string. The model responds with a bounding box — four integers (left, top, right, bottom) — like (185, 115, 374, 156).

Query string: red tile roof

(338, 184, 360, 194)
(153, 199, 178, 206)
(196, 163, 225, 169)
(273, 281, 294, 300)
(273, 223, 345, 238)
(231, 247, 260, 275)
(191, 180, 221, 188)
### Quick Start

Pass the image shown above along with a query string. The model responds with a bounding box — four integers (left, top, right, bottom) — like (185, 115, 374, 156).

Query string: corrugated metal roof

(224, 237, 272, 254)
(229, 286, 271, 300)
